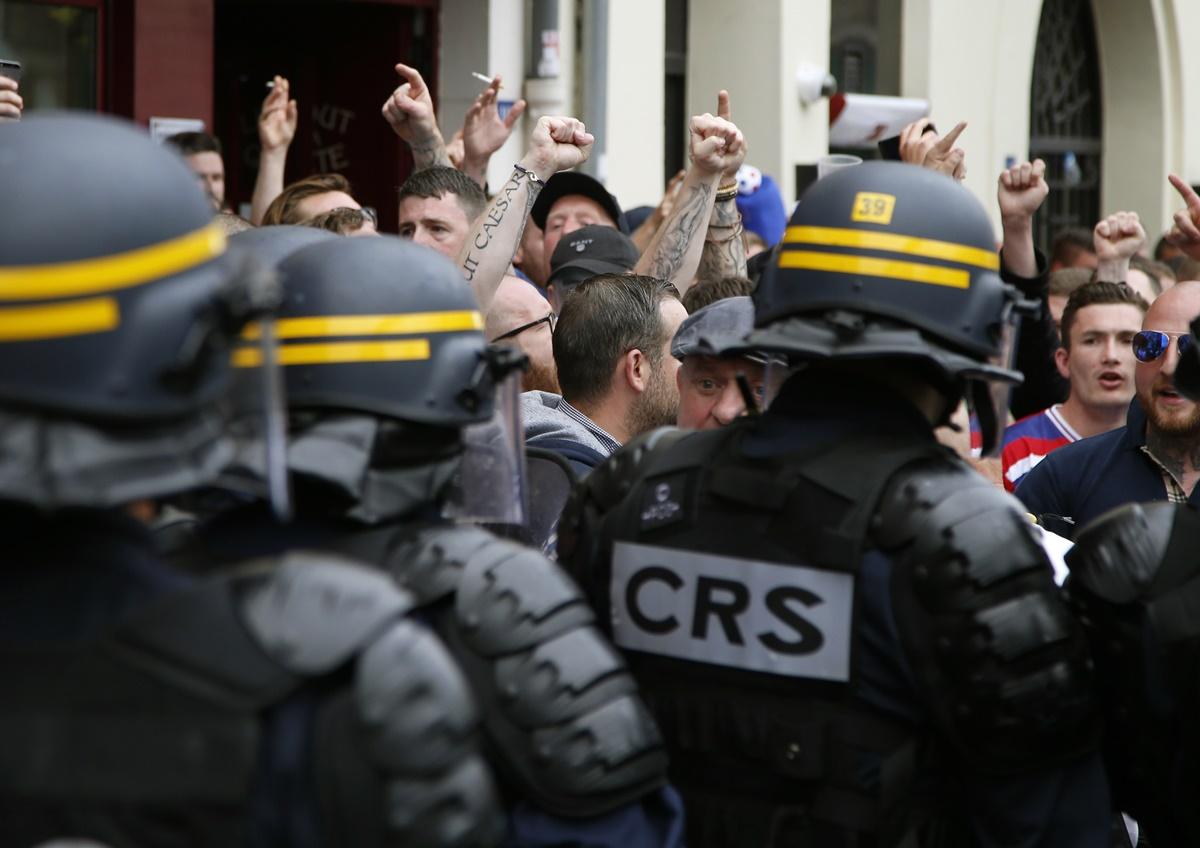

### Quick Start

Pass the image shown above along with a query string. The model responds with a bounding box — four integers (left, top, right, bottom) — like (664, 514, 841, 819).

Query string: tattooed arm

(697, 195, 748, 283)
(381, 63, 451, 170)
(634, 97, 745, 295)
(458, 116, 594, 313)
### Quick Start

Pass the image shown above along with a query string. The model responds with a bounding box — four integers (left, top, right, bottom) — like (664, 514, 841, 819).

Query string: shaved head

(486, 275, 559, 394)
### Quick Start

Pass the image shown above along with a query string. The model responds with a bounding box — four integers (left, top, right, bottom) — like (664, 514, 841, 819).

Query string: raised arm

(381, 63, 450, 171)
(997, 158, 1048, 280)
(1093, 211, 1146, 283)
(459, 75, 527, 188)
(249, 76, 298, 225)
(635, 103, 744, 294)
(458, 116, 593, 312)
(697, 90, 748, 284)
(1165, 174, 1200, 260)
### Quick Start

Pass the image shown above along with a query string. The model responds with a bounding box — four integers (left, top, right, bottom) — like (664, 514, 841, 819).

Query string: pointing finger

(933, 121, 967, 155)
(717, 90, 731, 121)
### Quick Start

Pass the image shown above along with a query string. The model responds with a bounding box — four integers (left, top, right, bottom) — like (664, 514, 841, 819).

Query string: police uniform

(176, 234, 682, 847)
(559, 162, 1113, 847)
(0, 114, 499, 847)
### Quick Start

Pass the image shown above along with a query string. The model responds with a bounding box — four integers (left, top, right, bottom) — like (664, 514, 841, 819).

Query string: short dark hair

(1059, 281, 1148, 350)
(553, 274, 681, 405)
(262, 173, 354, 226)
(398, 166, 486, 224)
(164, 131, 222, 158)
(681, 275, 755, 313)
(1051, 227, 1095, 267)
(1154, 234, 1179, 261)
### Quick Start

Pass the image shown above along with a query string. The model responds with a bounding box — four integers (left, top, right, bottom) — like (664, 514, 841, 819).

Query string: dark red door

(214, 0, 438, 234)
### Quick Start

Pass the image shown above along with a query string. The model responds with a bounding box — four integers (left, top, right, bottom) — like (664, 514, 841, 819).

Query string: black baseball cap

(531, 171, 628, 233)
(547, 224, 640, 292)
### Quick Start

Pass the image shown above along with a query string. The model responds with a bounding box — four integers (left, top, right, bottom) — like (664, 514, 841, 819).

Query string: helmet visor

(966, 312, 1019, 458)
(442, 369, 527, 528)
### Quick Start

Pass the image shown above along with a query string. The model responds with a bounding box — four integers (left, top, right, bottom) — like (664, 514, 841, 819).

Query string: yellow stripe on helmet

(232, 339, 433, 368)
(240, 310, 483, 341)
(778, 250, 971, 289)
(0, 297, 120, 342)
(0, 224, 226, 302)
(784, 225, 999, 272)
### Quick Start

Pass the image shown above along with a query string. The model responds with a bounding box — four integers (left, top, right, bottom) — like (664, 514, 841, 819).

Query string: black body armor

(327, 522, 671, 819)
(0, 551, 500, 848)
(559, 421, 1099, 847)
(1066, 502, 1200, 848)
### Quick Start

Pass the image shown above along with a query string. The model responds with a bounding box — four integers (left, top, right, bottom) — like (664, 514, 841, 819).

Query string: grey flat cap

(671, 296, 756, 359)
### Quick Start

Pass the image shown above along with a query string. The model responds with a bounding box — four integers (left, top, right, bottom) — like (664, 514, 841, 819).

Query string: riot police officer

(179, 233, 683, 847)
(559, 161, 1113, 847)
(0, 113, 498, 846)
(1063, 309, 1200, 847)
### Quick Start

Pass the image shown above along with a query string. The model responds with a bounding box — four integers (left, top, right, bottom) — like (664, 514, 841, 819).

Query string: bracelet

(705, 220, 744, 244)
(513, 162, 545, 188)
(715, 181, 739, 202)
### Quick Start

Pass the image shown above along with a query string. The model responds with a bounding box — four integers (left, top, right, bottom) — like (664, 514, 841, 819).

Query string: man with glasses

(485, 275, 560, 393)
(1017, 280, 1200, 530)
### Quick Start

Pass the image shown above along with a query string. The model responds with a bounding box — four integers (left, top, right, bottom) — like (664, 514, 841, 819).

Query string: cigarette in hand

(471, 71, 502, 89)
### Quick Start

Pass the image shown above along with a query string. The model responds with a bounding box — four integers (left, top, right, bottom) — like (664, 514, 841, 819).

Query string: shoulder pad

(354, 615, 504, 846)
(558, 426, 691, 565)
(238, 549, 414, 675)
(381, 523, 498, 605)
(877, 458, 1099, 773)
(451, 539, 668, 817)
(1067, 502, 1178, 603)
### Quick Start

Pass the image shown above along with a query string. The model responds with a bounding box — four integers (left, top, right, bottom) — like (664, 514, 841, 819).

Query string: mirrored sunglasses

(1132, 330, 1193, 363)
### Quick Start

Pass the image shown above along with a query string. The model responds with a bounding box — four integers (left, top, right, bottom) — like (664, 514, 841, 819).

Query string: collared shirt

(1139, 446, 1191, 504)
(559, 399, 622, 455)
(1001, 404, 1082, 492)
(1016, 400, 1200, 529)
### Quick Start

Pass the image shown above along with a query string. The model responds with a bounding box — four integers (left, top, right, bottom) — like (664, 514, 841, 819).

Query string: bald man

(1017, 280, 1200, 527)
(485, 275, 560, 394)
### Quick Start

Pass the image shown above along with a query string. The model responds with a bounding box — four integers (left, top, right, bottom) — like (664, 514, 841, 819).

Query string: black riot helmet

(241, 236, 507, 426)
(0, 113, 271, 507)
(233, 237, 528, 524)
(747, 161, 1030, 455)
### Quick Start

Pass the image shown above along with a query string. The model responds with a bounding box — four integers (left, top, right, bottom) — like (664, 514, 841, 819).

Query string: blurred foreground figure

(561, 162, 1112, 847)
(176, 234, 683, 847)
(1064, 308, 1200, 848)
(0, 114, 498, 847)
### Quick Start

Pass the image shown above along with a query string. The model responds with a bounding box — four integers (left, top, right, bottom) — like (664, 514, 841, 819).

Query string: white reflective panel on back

(611, 541, 853, 681)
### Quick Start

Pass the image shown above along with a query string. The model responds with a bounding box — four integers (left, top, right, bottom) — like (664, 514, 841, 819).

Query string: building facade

(3, 0, 1196, 243)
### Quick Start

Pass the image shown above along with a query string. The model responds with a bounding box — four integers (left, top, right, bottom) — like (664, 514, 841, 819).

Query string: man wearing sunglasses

(1017, 281, 1200, 530)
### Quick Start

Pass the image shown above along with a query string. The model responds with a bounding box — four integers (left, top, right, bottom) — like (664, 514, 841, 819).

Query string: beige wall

(602, 1, 665, 208)
(901, 0, 1041, 235)
(687, 0, 831, 206)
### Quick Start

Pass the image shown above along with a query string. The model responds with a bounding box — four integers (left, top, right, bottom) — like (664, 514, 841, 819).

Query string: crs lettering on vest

(611, 541, 853, 681)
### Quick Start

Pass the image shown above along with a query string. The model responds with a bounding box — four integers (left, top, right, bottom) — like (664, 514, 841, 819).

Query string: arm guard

(1066, 502, 1200, 846)
(118, 551, 501, 847)
(874, 458, 1099, 774)
(393, 527, 670, 818)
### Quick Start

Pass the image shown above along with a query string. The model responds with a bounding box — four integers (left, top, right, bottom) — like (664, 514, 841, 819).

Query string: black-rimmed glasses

(492, 312, 557, 342)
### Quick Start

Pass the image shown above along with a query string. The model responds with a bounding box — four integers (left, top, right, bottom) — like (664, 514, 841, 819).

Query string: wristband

(513, 162, 545, 188)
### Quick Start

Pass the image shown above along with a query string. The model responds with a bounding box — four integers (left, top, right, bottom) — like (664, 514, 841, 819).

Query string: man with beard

(486, 275, 560, 393)
(1017, 280, 1200, 528)
(1002, 281, 1147, 492)
(522, 274, 686, 474)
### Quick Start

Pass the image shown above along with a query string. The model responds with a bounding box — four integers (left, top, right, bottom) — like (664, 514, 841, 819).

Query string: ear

(623, 348, 648, 394)
(1054, 345, 1070, 380)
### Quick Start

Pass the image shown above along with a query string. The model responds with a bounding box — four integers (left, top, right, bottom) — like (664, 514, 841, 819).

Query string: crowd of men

(3, 61, 1200, 848)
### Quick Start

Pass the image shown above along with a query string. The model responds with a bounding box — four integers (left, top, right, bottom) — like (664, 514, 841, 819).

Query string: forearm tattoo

(697, 198, 748, 283)
(646, 181, 713, 281)
(410, 138, 452, 171)
(461, 168, 543, 282)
